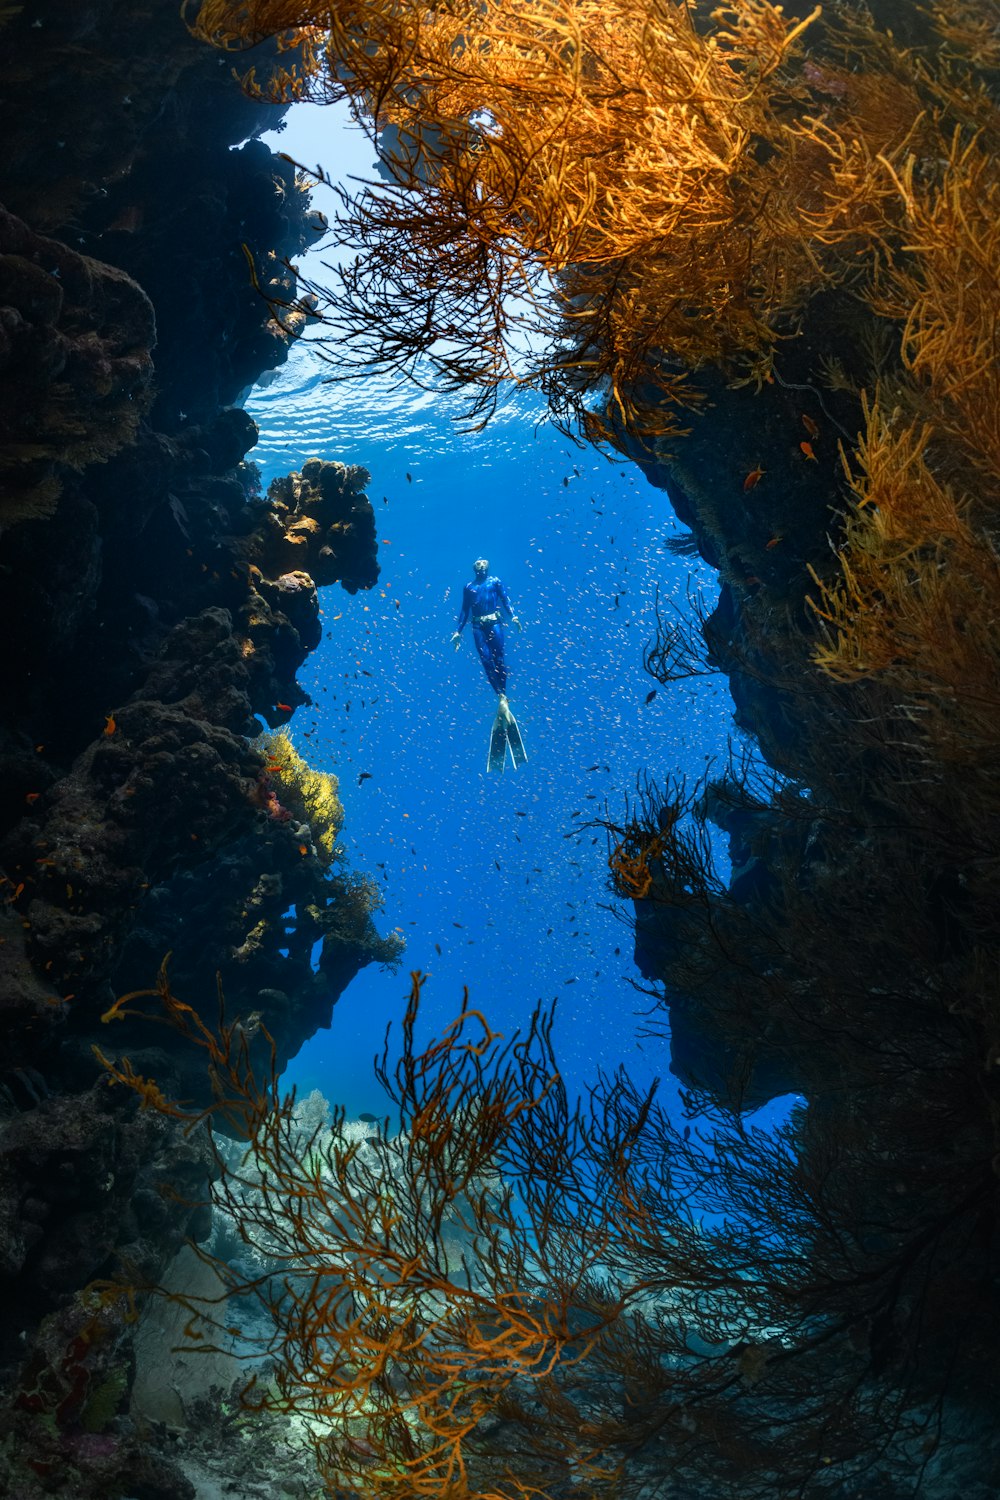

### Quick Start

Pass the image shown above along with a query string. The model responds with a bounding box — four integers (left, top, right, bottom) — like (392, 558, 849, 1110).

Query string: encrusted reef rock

(86, 136, 323, 430)
(3, 692, 261, 992)
(261, 457, 381, 593)
(0, 1074, 213, 1499)
(615, 303, 872, 1103)
(0, 7, 396, 1493)
(0, 206, 155, 527)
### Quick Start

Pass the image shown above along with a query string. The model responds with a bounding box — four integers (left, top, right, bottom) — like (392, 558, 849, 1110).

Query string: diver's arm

(451, 586, 473, 649)
(497, 579, 523, 632)
(456, 585, 474, 631)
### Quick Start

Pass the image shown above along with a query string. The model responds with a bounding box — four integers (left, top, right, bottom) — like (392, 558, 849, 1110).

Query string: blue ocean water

(244, 107, 745, 1123)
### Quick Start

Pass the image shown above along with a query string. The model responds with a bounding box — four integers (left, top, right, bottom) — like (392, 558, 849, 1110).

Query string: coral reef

(92, 962, 1000, 1500)
(0, 6, 394, 1495)
(0, 206, 155, 526)
(260, 457, 380, 593)
(3, 0, 1000, 1496)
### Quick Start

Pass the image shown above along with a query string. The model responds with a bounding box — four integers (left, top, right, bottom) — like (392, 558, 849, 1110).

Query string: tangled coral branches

(92, 955, 1000, 1497)
(96, 952, 276, 1139)
(603, 777, 715, 912)
(932, 0, 1000, 70)
(94, 967, 630, 1497)
(803, 86, 1000, 898)
(189, 0, 834, 439)
(608, 820, 666, 901)
(189, 0, 1000, 446)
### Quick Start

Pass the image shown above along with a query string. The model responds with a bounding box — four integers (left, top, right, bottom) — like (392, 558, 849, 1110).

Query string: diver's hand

(512, 615, 524, 633)
(450, 632, 462, 651)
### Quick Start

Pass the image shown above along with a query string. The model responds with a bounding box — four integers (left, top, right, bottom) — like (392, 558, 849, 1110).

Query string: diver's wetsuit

(455, 573, 515, 693)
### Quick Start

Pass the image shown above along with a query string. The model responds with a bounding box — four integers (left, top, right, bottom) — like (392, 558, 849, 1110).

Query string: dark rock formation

(0, 206, 156, 527)
(263, 457, 381, 593)
(612, 274, 1000, 1487)
(614, 304, 878, 1101)
(0, 7, 394, 1492)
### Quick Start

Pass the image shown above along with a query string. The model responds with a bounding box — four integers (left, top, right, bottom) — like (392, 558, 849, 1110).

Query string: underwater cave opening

(242, 100, 802, 1151)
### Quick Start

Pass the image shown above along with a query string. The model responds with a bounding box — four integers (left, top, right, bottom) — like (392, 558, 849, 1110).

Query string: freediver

(450, 557, 527, 772)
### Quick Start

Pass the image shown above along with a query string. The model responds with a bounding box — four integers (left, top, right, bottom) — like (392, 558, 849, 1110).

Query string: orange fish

(802, 413, 819, 437)
(276, 702, 292, 712)
(799, 441, 817, 461)
(25, 792, 40, 805)
(743, 466, 766, 491)
(298, 843, 309, 856)
(103, 714, 117, 736)
(765, 535, 784, 550)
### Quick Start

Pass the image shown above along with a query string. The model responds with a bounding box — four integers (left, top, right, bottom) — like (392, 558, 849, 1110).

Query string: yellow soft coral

(258, 731, 344, 862)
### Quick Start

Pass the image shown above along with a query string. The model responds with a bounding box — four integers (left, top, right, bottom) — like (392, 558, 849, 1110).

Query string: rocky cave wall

(0, 5, 398, 1493)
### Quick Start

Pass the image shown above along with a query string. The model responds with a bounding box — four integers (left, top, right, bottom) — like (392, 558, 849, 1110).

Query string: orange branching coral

(94, 967, 628, 1497)
(872, 132, 1000, 493)
(91, 1048, 185, 1117)
(186, 0, 834, 437)
(808, 403, 994, 689)
(932, 0, 1000, 71)
(187, 0, 1000, 444)
(95, 955, 1000, 1496)
(96, 952, 277, 1138)
(608, 820, 666, 901)
(806, 98, 1000, 771)
(603, 783, 712, 912)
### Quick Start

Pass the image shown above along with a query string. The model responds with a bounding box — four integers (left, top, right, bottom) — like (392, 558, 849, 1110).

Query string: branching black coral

(92, 953, 1000, 1498)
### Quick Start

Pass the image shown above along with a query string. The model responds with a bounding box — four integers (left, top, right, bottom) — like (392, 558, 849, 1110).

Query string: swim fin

(504, 706, 528, 769)
(488, 710, 508, 774)
(496, 695, 527, 770)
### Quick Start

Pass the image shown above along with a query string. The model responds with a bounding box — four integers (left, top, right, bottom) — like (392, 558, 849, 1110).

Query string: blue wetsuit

(456, 574, 515, 694)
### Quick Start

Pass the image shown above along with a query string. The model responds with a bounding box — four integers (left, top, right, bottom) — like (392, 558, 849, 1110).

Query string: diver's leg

(476, 625, 508, 770)
(473, 625, 495, 688)
(488, 626, 507, 695)
(475, 625, 506, 694)
(492, 629, 526, 766)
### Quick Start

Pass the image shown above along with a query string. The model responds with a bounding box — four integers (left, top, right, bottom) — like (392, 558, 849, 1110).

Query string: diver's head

(473, 557, 489, 578)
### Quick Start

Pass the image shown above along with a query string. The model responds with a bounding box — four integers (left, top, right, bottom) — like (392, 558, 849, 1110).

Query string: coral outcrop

(0, 6, 394, 1494)
(259, 457, 380, 593)
(0, 206, 155, 526)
